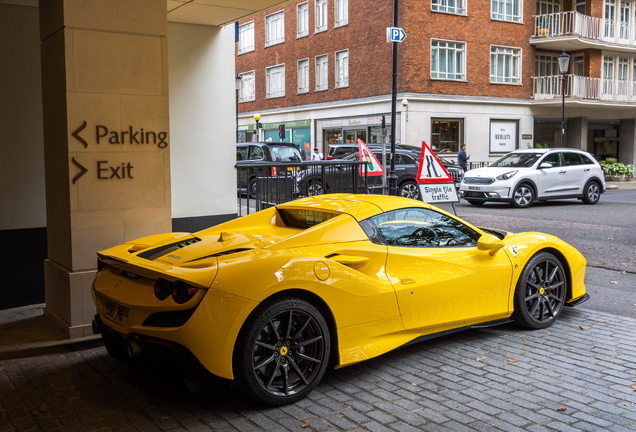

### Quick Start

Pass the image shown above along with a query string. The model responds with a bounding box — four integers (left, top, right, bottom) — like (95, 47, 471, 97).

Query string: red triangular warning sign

(357, 139, 383, 177)
(415, 141, 454, 184)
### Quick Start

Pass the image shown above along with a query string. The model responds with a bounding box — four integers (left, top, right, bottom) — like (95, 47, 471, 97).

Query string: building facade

(236, 0, 636, 167)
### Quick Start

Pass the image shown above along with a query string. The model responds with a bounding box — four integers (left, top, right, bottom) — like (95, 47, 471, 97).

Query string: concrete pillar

(567, 117, 588, 150)
(39, 0, 171, 338)
(619, 119, 636, 166)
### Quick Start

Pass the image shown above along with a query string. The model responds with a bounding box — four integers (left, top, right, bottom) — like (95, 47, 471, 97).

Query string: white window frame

(238, 71, 255, 102)
(238, 21, 255, 54)
(335, 50, 349, 88)
(335, 0, 348, 27)
(316, 0, 328, 32)
(297, 2, 309, 38)
(316, 54, 328, 91)
(490, 45, 522, 84)
(298, 58, 309, 93)
(432, 0, 466, 15)
(265, 10, 285, 47)
(491, 0, 523, 23)
(266, 64, 285, 98)
(431, 39, 466, 81)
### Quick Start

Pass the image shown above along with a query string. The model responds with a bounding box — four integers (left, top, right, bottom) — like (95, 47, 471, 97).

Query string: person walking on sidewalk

(458, 144, 470, 171)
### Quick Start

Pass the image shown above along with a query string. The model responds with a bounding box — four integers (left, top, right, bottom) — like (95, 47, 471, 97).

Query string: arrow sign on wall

(71, 157, 88, 184)
(72, 121, 88, 148)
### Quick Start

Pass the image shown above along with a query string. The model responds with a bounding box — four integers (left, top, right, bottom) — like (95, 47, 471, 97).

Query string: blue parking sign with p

(386, 27, 407, 43)
(392, 29, 400, 40)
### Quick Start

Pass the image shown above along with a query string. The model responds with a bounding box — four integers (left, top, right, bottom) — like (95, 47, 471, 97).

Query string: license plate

(468, 186, 482, 191)
(103, 299, 127, 325)
(455, 182, 460, 188)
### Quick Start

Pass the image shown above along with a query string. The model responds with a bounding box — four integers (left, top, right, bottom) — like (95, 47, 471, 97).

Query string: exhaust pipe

(92, 317, 102, 334)
(127, 339, 143, 358)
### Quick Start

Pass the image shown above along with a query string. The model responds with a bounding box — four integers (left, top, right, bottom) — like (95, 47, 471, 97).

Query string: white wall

(168, 22, 237, 219)
(0, 4, 45, 230)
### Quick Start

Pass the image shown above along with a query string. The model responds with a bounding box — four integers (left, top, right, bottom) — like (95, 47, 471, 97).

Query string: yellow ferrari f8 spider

(91, 194, 589, 405)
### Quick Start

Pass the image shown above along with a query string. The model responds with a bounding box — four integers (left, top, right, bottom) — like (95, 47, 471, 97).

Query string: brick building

(236, 0, 636, 167)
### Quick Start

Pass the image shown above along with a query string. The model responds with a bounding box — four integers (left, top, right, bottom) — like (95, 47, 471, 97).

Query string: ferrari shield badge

(508, 246, 520, 258)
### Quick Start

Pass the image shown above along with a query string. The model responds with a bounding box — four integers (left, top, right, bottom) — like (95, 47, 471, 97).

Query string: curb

(0, 335, 104, 361)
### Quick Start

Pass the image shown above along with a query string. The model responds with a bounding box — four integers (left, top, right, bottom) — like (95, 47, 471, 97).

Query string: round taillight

(172, 281, 198, 304)
(154, 279, 172, 301)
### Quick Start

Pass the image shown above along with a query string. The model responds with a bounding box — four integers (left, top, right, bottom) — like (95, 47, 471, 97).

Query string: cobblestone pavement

(1, 308, 636, 432)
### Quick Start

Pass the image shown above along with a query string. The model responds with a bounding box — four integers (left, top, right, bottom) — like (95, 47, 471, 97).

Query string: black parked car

(236, 142, 304, 198)
(298, 146, 464, 199)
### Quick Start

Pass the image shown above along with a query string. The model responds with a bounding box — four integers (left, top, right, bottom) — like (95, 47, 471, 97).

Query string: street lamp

(558, 50, 570, 148)
(235, 74, 242, 143)
(254, 114, 261, 142)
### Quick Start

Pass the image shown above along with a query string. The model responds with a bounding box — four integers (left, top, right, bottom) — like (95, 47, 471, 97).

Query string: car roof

(508, 148, 590, 154)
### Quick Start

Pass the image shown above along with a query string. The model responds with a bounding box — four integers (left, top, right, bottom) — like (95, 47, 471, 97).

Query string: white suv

(459, 149, 606, 208)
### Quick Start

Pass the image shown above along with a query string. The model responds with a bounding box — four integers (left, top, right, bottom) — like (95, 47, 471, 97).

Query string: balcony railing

(533, 11, 636, 46)
(532, 74, 636, 102)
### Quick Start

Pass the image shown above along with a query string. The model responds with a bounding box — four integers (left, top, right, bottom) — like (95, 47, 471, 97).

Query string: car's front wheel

(399, 181, 421, 200)
(307, 181, 323, 196)
(511, 184, 534, 208)
(582, 181, 601, 204)
(234, 298, 331, 406)
(512, 252, 567, 329)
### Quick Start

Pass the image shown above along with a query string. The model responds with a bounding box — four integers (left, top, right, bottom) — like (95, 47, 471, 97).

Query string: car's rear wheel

(234, 298, 330, 406)
(511, 184, 534, 208)
(512, 252, 566, 329)
(466, 200, 484, 206)
(582, 181, 600, 204)
(399, 181, 420, 200)
(248, 178, 257, 199)
(102, 331, 128, 361)
(307, 181, 323, 196)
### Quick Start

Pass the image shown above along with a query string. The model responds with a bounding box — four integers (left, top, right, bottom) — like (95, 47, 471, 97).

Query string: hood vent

(137, 237, 201, 261)
(185, 248, 252, 263)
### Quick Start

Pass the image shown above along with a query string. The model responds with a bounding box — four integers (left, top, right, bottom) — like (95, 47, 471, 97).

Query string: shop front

(261, 120, 312, 159)
(317, 115, 397, 155)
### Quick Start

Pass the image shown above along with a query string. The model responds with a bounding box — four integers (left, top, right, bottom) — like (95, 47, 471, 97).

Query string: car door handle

(559, 170, 566, 174)
(584, 168, 590, 171)
(401, 277, 416, 284)
(326, 254, 369, 268)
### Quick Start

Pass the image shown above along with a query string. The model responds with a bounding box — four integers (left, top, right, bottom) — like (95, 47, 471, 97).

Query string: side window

(237, 147, 247, 161)
(581, 154, 596, 165)
(541, 153, 561, 167)
(564, 152, 582, 166)
(248, 146, 264, 160)
(369, 208, 481, 248)
(401, 154, 415, 165)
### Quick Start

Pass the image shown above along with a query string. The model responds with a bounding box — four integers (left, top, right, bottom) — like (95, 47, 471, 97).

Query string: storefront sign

(522, 134, 533, 140)
(347, 118, 367, 126)
(238, 125, 255, 131)
(262, 120, 311, 130)
(490, 120, 518, 153)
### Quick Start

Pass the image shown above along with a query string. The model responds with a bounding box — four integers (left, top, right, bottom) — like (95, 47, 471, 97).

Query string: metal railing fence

(532, 74, 636, 102)
(533, 11, 636, 45)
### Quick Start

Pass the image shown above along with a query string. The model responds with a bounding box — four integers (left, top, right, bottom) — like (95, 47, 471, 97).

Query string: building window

(266, 64, 285, 98)
(316, 0, 328, 32)
(297, 2, 309, 37)
(431, 119, 463, 153)
(335, 0, 348, 26)
(536, 0, 560, 15)
(572, 54, 584, 76)
(239, 71, 255, 102)
(490, 46, 521, 84)
(238, 21, 254, 54)
(535, 53, 559, 76)
(432, 0, 465, 15)
(316, 55, 328, 90)
(335, 50, 349, 87)
(618, 57, 629, 95)
(575, 0, 586, 13)
(265, 11, 284, 47)
(431, 40, 465, 80)
(298, 59, 309, 93)
(603, 55, 614, 94)
(491, 0, 522, 22)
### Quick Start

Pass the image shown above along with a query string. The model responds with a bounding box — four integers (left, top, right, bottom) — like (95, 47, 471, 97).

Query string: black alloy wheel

(234, 298, 330, 405)
(511, 184, 534, 208)
(512, 252, 567, 329)
(399, 181, 421, 200)
(248, 178, 257, 199)
(582, 181, 600, 204)
(307, 181, 323, 196)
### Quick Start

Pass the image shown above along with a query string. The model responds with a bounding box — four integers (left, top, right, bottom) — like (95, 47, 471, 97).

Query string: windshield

(270, 145, 303, 162)
(490, 152, 543, 168)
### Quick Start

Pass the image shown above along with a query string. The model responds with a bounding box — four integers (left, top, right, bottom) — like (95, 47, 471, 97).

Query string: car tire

(512, 252, 567, 330)
(582, 181, 601, 205)
(248, 178, 257, 199)
(234, 297, 331, 406)
(466, 200, 484, 206)
(307, 181, 323, 196)
(399, 181, 420, 200)
(102, 331, 129, 361)
(511, 184, 534, 208)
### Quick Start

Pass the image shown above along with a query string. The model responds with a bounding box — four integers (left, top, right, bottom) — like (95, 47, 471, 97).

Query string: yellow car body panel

(91, 193, 587, 383)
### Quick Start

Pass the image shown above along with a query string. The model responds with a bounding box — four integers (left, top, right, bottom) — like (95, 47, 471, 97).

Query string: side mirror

(477, 234, 505, 255)
(539, 163, 552, 169)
